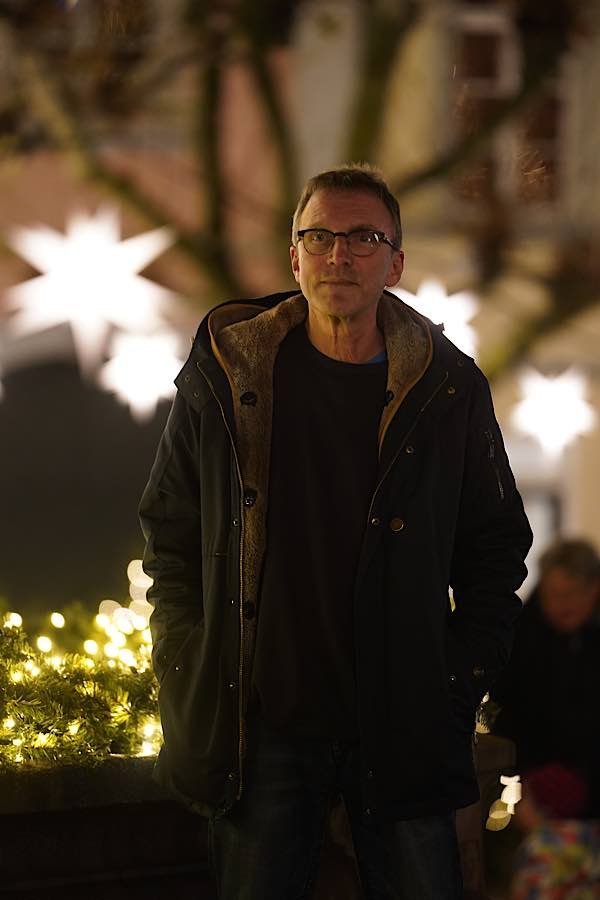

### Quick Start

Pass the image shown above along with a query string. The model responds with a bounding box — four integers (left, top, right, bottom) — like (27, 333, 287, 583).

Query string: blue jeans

(208, 715, 463, 899)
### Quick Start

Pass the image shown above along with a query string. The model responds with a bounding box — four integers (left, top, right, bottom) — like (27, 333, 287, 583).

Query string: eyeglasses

(296, 228, 398, 257)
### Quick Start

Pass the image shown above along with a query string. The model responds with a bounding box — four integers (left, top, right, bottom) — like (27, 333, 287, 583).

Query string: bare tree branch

(345, 0, 420, 162)
(18, 50, 244, 299)
(482, 241, 600, 381)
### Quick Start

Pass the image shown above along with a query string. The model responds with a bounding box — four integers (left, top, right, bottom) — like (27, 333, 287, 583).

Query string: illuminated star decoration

(98, 332, 183, 422)
(6, 207, 175, 373)
(512, 369, 597, 456)
(393, 278, 478, 357)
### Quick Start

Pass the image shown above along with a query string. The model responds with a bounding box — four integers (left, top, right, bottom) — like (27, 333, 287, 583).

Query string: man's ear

(385, 250, 404, 288)
(290, 244, 301, 283)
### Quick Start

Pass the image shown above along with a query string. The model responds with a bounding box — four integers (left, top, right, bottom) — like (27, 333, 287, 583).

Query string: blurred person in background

(510, 763, 600, 899)
(491, 538, 600, 819)
(140, 164, 532, 899)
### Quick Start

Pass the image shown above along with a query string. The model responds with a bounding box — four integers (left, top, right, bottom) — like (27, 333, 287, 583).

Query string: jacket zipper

(367, 372, 449, 523)
(484, 429, 505, 501)
(198, 369, 247, 804)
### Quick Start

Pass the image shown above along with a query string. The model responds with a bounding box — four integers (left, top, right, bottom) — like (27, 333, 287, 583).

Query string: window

(450, 4, 563, 209)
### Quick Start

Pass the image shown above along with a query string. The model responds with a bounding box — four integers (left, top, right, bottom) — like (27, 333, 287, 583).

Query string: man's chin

(317, 284, 358, 305)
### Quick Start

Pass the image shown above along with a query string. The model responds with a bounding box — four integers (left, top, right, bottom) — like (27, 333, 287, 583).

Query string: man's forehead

(300, 188, 392, 227)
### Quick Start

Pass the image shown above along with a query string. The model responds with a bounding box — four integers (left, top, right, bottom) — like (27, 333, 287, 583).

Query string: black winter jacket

(139, 290, 532, 822)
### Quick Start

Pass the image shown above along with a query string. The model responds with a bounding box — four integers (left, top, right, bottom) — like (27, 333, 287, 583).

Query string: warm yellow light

(34, 733, 49, 747)
(3, 718, 16, 730)
(512, 369, 597, 456)
(107, 659, 116, 668)
(142, 722, 156, 738)
(99, 333, 181, 422)
(118, 649, 136, 667)
(140, 741, 154, 756)
(104, 642, 119, 658)
(68, 722, 80, 735)
(36, 635, 52, 653)
(99, 599, 120, 618)
(129, 598, 151, 615)
(129, 583, 151, 605)
(95, 613, 110, 630)
(127, 559, 153, 589)
(5, 612, 23, 628)
(142, 629, 152, 644)
(7, 208, 174, 374)
(14, 753, 23, 764)
(24, 660, 41, 676)
(10, 670, 23, 683)
(83, 657, 95, 669)
(393, 279, 478, 357)
(112, 631, 127, 648)
(12, 737, 23, 746)
(131, 613, 148, 631)
(50, 655, 63, 669)
(113, 608, 135, 635)
(50, 612, 65, 628)
(83, 639, 99, 655)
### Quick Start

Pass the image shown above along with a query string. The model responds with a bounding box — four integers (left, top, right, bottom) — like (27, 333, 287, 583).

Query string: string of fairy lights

(0, 560, 161, 768)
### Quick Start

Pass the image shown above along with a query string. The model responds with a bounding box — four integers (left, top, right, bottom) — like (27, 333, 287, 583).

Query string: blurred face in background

(539, 566, 599, 633)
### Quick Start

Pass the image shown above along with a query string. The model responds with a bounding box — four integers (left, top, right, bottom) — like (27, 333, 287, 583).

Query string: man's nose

(327, 234, 353, 264)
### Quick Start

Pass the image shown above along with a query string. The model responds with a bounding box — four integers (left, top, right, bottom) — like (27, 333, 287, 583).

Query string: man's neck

(305, 311, 385, 363)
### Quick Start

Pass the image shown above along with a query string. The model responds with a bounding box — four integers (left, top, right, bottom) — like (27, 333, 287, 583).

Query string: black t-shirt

(252, 323, 387, 739)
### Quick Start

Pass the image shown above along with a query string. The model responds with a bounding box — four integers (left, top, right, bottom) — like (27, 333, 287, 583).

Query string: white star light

(6, 207, 175, 372)
(393, 279, 478, 357)
(98, 332, 183, 422)
(512, 369, 597, 456)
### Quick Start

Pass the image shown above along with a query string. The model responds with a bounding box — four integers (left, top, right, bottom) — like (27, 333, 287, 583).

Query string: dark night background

(0, 359, 170, 615)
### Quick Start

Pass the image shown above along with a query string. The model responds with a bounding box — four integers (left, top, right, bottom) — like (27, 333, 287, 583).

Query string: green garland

(0, 624, 160, 770)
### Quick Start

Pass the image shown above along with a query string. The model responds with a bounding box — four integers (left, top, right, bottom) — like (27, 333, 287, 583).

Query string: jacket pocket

(157, 619, 209, 749)
(446, 633, 488, 734)
(484, 428, 505, 502)
(156, 620, 204, 684)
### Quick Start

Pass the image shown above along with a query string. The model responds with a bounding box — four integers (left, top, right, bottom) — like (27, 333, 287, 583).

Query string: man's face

(538, 566, 599, 633)
(289, 189, 404, 324)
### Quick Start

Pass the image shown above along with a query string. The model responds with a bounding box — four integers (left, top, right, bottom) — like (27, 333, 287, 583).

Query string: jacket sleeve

(139, 391, 203, 684)
(447, 368, 533, 706)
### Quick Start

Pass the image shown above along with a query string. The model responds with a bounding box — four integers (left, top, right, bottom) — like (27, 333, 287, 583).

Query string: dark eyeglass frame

(296, 228, 399, 256)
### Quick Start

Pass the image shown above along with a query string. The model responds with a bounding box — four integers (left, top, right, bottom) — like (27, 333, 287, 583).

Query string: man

(139, 164, 532, 898)
(491, 538, 600, 818)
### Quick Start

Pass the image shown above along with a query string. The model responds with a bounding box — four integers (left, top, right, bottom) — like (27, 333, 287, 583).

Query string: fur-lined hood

(207, 290, 433, 453)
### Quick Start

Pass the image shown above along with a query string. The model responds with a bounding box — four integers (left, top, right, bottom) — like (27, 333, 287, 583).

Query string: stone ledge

(0, 755, 165, 815)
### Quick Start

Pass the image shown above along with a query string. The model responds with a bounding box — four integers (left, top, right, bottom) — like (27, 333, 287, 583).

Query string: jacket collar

(208, 290, 433, 454)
